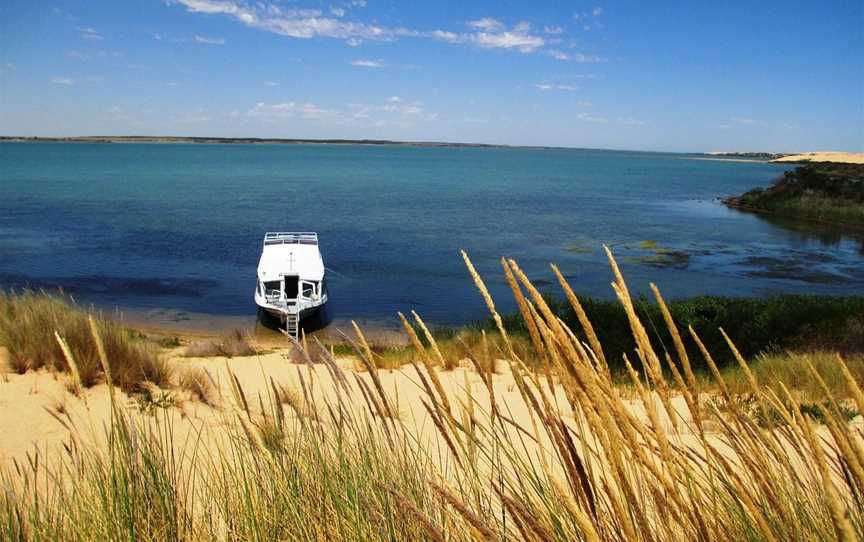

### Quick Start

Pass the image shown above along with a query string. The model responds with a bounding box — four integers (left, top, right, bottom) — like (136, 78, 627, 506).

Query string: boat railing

(263, 232, 318, 246)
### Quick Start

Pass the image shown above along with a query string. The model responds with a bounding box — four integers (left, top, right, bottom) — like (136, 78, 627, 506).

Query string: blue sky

(1, 0, 862, 152)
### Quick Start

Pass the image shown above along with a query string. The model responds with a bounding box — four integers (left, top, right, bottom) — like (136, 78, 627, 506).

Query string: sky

(0, 0, 862, 152)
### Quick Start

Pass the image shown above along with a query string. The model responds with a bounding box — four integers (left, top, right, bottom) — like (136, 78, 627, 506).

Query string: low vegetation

(341, 292, 864, 380)
(0, 290, 170, 392)
(3, 249, 862, 541)
(724, 163, 864, 226)
(182, 329, 256, 358)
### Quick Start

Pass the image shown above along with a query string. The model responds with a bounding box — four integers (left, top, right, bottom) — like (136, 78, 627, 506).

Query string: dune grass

(2, 250, 864, 541)
(0, 290, 170, 393)
(182, 329, 256, 358)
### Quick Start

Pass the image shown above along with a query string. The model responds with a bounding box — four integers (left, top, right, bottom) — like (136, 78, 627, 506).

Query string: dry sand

(2, 340, 856, 495)
(0, 344, 697, 469)
(773, 152, 864, 164)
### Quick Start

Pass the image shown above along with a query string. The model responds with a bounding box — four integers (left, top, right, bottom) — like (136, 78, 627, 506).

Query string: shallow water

(2, 142, 862, 328)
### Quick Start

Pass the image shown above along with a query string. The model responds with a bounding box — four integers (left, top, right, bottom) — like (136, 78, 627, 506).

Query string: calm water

(2, 143, 863, 328)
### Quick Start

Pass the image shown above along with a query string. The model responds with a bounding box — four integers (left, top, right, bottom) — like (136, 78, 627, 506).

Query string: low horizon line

(0, 134, 806, 156)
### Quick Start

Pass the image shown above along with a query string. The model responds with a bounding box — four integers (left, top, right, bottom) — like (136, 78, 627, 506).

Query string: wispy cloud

(168, 1, 578, 58)
(350, 59, 384, 68)
(50, 77, 75, 85)
(617, 117, 645, 126)
(347, 97, 437, 125)
(731, 117, 757, 125)
(574, 7, 604, 20)
(78, 27, 103, 40)
(544, 49, 605, 62)
(169, 0, 396, 43)
(245, 96, 437, 127)
(453, 19, 545, 53)
(533, 83, 578, 91)
(248, 101, 337, 120)
(543, 25, 564, 35)
(194, 35, 226, 44)
(577, 112, 608, 123)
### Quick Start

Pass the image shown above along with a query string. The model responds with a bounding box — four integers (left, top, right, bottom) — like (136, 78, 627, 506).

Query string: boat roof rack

(263, 232, 319, 246)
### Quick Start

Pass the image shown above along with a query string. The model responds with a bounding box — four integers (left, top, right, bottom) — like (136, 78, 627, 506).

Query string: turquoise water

(1, 142, 862, 327)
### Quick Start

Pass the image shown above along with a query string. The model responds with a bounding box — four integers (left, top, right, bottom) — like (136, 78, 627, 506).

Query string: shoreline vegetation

(723, 163, 864, 228)
(2, 250, 863, 540)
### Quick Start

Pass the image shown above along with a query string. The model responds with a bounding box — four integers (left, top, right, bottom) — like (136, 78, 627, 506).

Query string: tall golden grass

(0, 290, 169, 392)
(2, 249, 862, 541)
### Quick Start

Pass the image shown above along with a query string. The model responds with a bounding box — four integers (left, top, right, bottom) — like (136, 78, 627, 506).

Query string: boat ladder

(285, 313, 299, 341)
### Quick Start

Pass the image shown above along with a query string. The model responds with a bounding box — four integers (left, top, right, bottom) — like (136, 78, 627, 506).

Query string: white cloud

(533, 83, 578, 91)
(351, 59, 384, 68)
(194, 35, 226, 44)
(468, 18, 505, 32)
(576, 100, 593, 107)
(78, 26, 103, 40)
(617, 117, 645, 126)
(170, 0, 391, 40)
(571, 53, 605, 63)
(577, 112, 608, 123)
(169, 1, 556, 56)
(50, 77, 75, 85)
(545, 49, 604, 63)
(592, 7, 603, 16)
(244, 96, 437, 127)
(265, 81, 279, 86)
(347, 98, 436, 125)
(330, 6, 345, 17)
(248, 101, 337, 120)
(350, 0, 366, 6)
(543, 26, 564, 35)
(429, 30, 460, 43)
(431, 19, 544, 53)
(731, 117, 757, 125)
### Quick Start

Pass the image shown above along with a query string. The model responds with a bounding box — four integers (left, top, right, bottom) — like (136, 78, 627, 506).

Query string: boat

(254, 232, 328, 338)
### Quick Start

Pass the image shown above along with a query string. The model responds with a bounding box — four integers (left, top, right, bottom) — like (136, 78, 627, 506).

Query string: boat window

(302, 281, 315, 298)
(264, 281, 281, 295)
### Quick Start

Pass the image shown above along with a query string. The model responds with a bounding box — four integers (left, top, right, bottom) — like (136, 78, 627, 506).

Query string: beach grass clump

(3, 249, 864, 541)
(183, 329, 255, 358)
(176, 366, 217, 406)
(0, 290, 169, 392)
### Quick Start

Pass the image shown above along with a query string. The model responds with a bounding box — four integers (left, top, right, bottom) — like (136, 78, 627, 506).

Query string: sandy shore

(773, 152, 864, 164)
(0, 344, 692, 468)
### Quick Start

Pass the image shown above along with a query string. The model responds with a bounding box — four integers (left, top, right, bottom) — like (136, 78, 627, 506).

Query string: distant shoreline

(0, 135, 570, 151)
(3, 138, 861, 163)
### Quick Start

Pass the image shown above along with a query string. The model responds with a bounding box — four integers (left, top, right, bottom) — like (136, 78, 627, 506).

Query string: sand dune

(773, 152, 864, 164)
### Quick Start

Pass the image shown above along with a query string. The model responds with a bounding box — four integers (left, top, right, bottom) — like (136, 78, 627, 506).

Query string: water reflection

(728, 208, 864, 254)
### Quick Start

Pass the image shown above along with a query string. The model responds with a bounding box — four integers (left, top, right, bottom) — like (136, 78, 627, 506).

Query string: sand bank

(773, 152, 864, 164)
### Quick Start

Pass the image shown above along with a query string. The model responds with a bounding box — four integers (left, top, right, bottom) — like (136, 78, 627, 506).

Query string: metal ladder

(285, 313, 299, 341)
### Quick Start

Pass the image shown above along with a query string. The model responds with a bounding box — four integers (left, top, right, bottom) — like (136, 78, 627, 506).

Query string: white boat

(254, 232, 328, 338)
